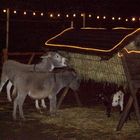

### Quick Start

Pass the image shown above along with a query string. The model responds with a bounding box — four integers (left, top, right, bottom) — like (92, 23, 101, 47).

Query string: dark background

(0, 0, 140, 52)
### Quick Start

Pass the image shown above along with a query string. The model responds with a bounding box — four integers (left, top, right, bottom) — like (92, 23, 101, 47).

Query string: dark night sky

(0, 0, 140, 16)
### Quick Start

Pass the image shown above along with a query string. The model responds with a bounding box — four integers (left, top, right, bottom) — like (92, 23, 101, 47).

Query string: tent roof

(45, 27, 140, 57)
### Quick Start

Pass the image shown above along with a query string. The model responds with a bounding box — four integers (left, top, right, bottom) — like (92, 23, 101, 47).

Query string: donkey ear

(40, 52, 52, 58)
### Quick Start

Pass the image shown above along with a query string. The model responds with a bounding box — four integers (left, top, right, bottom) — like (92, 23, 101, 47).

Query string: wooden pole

(3, 8, 10, 62)
(116, 96, 133, 131)
(82, 13, 86, 28)
(57, 87, 69, 109)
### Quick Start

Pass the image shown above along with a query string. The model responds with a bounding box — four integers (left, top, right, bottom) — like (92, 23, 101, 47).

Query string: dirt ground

(0, 93, 140, 140)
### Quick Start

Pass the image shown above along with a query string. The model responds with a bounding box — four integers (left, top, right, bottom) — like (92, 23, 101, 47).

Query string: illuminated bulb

(24, 11, 27, 15)
(118, 17, 121, 20)
(81, 13, 84, 17)
(125, 18, 128, 22)
(66, 14, 69, 18)
(14, 10, 17, 14)
(112, 17, 115, 20)
(50, 14, 53, 17)
(41, 13, 44, 16)
(103, 16, 106, 19)
(57, 14, 60, 17)
(33, 12, 36, 16)
(97, 16, 100, 19)
(73, 14, 76, 17)
(88, 14, 92, 18)
(132, 17, 136, 21)
(3, 9, 6, 13)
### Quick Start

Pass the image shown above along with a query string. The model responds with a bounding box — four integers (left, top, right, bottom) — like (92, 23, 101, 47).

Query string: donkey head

(40, 51, 68, 71)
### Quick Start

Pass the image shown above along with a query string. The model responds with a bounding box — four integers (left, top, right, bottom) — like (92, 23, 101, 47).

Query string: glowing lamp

(88, 14, 92, 18)
(125, 18, 128, 22)
(50, 14, 53, 18)
(103, 16, 106, 19)
(66, 14, 69, 18)
(3, 9, 6, 13)
(73, 14, 76, 17)
(118, 17, 121, 20)
(41, 13, 44, 16)
(24, 11, 27, 15)
(112, 17, 115, 20)
(57, 14, 60, 17)
(132, 17, 136, 21)
(97, 16, 99, 19)
(14, 10, 17, 14)
(33, 12, 36, 16)
(81, 13, 84, 17)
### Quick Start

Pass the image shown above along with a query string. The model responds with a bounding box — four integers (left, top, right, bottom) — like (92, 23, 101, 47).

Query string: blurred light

(125, 18, 128, 22)
(57, 13, 60, 17)
(33, 12, 36, 16)
(66, 14, 69, 18)
(88, 14, 92, 18)
(3, 9, 6, 13)
(97, 16, 100, 19)
(81, 13, 84, 17)
(13, 10, 17, 14)
(50, 14, 53, 18)
(41, 13, 44, 16)
(73, 14, 76, 17)
(132, 17, 136, 21)
(24, 11, 27, 15)
(118, 17, 121, 20)
(103, 16, 106, 19)
(112, 17, 115, 20)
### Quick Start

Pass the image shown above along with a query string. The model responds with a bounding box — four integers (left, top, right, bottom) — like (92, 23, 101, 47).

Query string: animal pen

(1, 8, 140, 139)
(44, 27, 140, 131)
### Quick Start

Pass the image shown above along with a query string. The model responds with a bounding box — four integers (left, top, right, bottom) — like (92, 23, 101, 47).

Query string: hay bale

(62, 51, 126, 85)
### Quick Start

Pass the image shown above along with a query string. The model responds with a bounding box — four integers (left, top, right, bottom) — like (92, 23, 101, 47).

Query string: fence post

(3, 8, 10, 62)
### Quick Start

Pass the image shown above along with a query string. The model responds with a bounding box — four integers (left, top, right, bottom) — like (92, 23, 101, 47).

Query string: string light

(125, 18, 128, 22)
(88, 14, 92, 18)
(132, 17, 136, 21)
(3, 9, 6, 13)
(97, 16, 100, 19)
(23, 11, 27, 15)
(33, 12, 36, 16)
(73, 14, 76, 17)
(41, 12, 44, 16)
(50, 14, 53, 18)
(112, 17, 115, 20)
(81, 13, 84, 17)
(118, 17, 121, 20)
(13, 10, 17, 14)
(1, 9, 140, 25)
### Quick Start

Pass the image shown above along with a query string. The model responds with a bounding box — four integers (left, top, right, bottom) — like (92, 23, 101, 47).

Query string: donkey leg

(35, 100, 41, 110)
(41, 99, 47, 109)
(0, 80, 8, 93)
(6, 81, 13, 102)
(49, 95, 57, 115)
(0, 73, 8, 92)
(18, 93, 26, 120)
(13, 96, 18, 120)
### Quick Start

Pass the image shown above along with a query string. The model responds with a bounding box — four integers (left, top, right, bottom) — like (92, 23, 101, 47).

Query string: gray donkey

(0, 51, 68, 109)
(12, 68, 80, 120)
